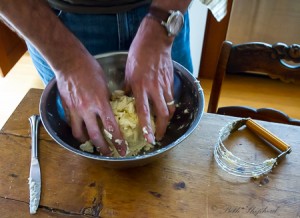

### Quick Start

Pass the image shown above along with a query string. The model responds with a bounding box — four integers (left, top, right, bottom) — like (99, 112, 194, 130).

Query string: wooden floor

(0, 53, 44, 129)
(0, 52, 299, 129)
(201, 74, 300, 120)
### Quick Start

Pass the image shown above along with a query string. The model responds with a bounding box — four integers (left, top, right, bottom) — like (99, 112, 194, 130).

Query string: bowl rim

(39, 52, 205, 162)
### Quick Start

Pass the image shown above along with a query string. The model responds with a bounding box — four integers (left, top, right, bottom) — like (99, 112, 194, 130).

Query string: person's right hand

(125, 16, 176, 145)
(55, 51, 127, 157)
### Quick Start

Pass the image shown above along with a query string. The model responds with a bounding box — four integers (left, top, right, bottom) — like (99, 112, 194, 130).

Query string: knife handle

(29, 115, 41, 159)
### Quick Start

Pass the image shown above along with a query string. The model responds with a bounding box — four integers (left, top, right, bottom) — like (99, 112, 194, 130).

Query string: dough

(80, 90, 156, 157)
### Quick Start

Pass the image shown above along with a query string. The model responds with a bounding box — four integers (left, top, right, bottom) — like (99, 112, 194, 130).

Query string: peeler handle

(246, 119, 291, 153)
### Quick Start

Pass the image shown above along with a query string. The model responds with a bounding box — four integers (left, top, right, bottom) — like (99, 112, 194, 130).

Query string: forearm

(0, 0, 88, 78)
(151, 0, 192, 12)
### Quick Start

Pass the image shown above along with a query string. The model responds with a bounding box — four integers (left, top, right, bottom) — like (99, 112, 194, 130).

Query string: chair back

(207, 41, 300, 126)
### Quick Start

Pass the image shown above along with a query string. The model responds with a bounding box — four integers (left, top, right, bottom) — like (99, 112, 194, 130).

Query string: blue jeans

(27, 5, 193, 85)
(26, 5, 193, 119)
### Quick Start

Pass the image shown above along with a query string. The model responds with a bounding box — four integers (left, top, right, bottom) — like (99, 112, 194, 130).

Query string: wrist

(51, 43, 93, 80)
(142, 16, 174, 48)
(147, 6, 184, 38)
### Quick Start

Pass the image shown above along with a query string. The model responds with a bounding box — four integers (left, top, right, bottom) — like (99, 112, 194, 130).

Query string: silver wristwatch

(148, 6, 184, 37)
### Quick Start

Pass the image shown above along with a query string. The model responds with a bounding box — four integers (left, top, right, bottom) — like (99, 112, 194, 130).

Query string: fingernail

(142, 126, 149, 135)
(142, 126, 155, 144)
(103, 129, 113, 140)
(114, 139, 128, 157)
(96, 145, 112, 157)
(145, 133, 156, 145)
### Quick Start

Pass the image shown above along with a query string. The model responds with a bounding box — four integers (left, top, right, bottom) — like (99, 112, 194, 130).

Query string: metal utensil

(214, 118, 291, 178)
(39, 52, 205, 168)
(28, 115, 41, 214)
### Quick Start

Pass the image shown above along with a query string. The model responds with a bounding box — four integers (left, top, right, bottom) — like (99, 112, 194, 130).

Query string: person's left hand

(125, 16, 176, 144)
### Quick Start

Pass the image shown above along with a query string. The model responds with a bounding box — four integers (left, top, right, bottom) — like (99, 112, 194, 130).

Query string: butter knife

(28, 115, 41, 214)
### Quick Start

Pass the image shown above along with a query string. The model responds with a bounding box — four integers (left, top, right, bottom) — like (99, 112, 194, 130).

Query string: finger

(163, 67, 176, 118)
(164, 88, 176, 120)
(99, 110, 128, 157)
(134, 90, 156, 145)
(83, 113, 112, 156)
(150, 91, 170, 141)
(58, 95, 71, 123)
(124, 75, 132, 96)
(69, 110, 88, 143)
(124, 58, 134, 95)
(151, 74, 175, 140)
(64, 107, 71, 124)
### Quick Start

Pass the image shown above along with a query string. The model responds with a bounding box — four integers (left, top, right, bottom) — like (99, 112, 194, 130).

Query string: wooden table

(1, 89, 300, 218)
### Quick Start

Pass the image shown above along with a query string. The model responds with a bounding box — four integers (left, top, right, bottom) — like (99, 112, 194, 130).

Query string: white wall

(226, 0, 300, 44)
(188, 1, 208, 77)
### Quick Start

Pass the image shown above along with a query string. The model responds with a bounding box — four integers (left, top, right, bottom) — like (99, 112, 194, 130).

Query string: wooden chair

(207, 41, 300, 126)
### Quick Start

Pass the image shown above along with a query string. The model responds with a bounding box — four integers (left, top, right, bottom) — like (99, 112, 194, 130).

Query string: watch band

(148, 6, 170, 23)
(147, 6, 184, 37)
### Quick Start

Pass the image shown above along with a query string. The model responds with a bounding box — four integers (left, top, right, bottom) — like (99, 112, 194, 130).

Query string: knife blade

(28, 115, 41, 214)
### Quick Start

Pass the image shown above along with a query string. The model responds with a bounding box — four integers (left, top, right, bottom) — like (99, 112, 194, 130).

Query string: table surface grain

(0, 88, 300, 218)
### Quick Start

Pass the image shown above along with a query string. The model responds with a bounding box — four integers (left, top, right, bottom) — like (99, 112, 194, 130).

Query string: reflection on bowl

(39, 52, 204, 168)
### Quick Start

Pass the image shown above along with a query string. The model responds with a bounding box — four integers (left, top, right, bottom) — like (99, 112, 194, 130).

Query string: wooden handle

(246, 119, 290, 152)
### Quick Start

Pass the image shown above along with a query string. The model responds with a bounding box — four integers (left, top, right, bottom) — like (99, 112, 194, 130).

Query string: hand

(56, 51, 127, 156)
(125, 16, 176, 143)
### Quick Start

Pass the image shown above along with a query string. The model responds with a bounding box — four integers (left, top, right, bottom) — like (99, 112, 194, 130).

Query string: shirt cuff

(199, 0, 227, 22)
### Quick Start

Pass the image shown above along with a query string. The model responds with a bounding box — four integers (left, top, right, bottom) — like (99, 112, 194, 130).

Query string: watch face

(167, 11, 184, 36)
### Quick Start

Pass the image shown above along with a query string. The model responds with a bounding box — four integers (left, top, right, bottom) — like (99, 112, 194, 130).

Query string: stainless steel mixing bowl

(39, 52, 204, 168)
